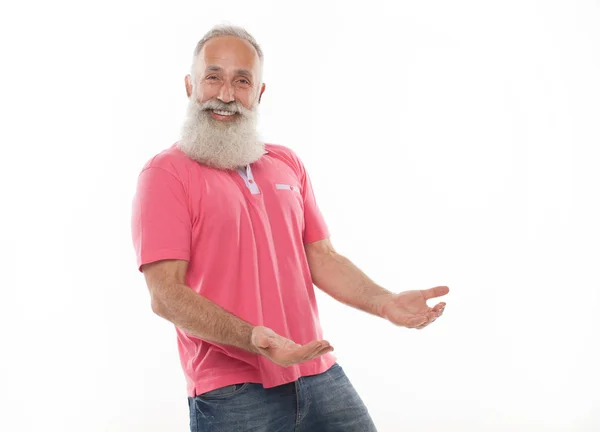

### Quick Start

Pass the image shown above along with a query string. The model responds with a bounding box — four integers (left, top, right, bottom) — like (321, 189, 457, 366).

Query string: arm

(305, 238, 449, 328)
(142, 259, 333, 365)
(305, 238, 394, 317)
(142, 259, 258, 353)
(294, 153, 448, 328)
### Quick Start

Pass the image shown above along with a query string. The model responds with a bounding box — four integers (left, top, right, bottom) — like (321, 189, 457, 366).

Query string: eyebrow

(206, 65, 253, 79)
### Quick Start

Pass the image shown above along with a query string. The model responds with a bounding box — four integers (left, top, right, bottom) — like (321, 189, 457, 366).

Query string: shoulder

(139, 142, 196, 181)
(264, 143, 306, 174)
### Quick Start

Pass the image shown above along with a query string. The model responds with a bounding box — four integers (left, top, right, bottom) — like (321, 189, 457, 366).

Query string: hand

(251, 326, 334, 367)
(381, 286, 449, 329)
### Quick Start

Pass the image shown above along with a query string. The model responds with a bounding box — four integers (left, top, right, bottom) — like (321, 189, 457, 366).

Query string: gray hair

(190, 24, 264, 80)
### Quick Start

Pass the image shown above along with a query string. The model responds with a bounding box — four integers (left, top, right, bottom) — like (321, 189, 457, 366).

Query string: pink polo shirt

(131, 143, 336, 397)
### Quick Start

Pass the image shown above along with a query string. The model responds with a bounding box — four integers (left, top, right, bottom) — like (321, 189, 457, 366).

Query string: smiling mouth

(212, 109, 237, 116)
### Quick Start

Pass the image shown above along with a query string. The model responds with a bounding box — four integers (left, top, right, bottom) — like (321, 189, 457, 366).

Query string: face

(178, 36, 267, 170)
(187, 35, 265, 119)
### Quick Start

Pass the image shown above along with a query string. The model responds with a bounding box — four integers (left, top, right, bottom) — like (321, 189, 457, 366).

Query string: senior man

(131, 24, 449, 432)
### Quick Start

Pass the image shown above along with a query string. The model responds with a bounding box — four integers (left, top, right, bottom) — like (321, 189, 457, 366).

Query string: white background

(1, 1, 599, 431)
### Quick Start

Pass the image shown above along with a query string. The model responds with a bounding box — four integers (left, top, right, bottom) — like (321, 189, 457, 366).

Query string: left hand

(381, 286, 449, 329)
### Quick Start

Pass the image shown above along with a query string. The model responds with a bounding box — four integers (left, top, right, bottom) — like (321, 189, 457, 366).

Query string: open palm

(251, 326, 333, 367)
(381, 286, 449, 329)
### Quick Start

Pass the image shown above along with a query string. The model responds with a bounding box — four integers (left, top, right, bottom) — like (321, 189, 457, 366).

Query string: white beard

(177, 97, 265, 170)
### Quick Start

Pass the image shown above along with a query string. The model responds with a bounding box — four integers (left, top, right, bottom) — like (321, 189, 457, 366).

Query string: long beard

(177, 98, 265, 170)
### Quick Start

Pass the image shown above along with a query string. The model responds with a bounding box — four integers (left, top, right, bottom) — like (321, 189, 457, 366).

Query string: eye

(238, 79, 250, 85)
(206, 75, 219, 81)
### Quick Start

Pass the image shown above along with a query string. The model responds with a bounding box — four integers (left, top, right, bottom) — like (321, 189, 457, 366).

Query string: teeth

(213, 110, 235, 116)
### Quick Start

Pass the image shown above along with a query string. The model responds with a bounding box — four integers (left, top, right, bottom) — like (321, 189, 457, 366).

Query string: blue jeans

(188, 363, 377, 431)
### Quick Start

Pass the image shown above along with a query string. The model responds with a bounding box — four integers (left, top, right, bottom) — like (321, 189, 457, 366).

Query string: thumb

(422, 286, 450, 300)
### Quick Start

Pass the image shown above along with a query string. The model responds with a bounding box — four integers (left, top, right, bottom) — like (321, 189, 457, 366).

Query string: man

(131, 24, 449, 432)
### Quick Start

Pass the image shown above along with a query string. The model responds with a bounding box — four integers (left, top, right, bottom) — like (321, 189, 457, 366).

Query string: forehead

(197, 36, 260, 73)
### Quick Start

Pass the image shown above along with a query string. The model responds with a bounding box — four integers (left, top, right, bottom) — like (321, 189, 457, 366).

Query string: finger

(308, 340, 330, 352)
(416, 315, 439, 329)
(294, 340, 329, 362)
(305, 341, 333, 360)
(298, 343, 324, 362)
(417, 317, 435, 329)
(313, 345, 334, 358)
(427, 310, 441, 320)
(405, 315, 428, 328)
(435, 307, 446, 318)
(422, 286, 450, 301)
(431, 302, 446, 313)
(303, 344, 334, 362)
(282, 342, 329, 366)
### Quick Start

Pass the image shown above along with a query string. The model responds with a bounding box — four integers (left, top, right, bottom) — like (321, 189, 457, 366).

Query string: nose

(217, 82, 235, 103)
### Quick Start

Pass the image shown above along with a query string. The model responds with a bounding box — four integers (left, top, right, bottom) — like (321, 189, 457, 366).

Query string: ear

(185, 75, 193, 98)
(258, 83, 266, 104)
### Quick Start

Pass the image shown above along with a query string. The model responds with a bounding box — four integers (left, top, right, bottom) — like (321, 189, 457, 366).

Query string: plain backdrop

(1, 1, 599, 431)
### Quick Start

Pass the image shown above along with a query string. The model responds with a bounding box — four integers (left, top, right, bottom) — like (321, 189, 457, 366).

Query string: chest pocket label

(275, 183, 300, 193)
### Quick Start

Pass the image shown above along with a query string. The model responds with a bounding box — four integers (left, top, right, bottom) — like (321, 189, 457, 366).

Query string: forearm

(310, 251, 394, 317)
(151, 282, 258, 353)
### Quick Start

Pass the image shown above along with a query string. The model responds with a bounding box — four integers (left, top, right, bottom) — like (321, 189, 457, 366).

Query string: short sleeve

(297, 159, 330, 244)
(131, 167, 192, 272)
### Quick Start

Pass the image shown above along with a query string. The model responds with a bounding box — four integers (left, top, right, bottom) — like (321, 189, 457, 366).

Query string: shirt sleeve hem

(137, 249, 190, 272)
(303, 230, 331, 245)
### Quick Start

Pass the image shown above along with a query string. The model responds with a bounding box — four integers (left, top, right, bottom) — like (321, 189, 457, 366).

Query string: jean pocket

(198, 383, 249, 399)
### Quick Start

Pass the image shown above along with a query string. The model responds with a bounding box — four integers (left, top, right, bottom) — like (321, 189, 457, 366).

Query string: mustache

(197, 99, 245, 114)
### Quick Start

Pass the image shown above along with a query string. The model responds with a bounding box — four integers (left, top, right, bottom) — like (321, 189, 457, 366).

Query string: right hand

(251, 326, 333, 367)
